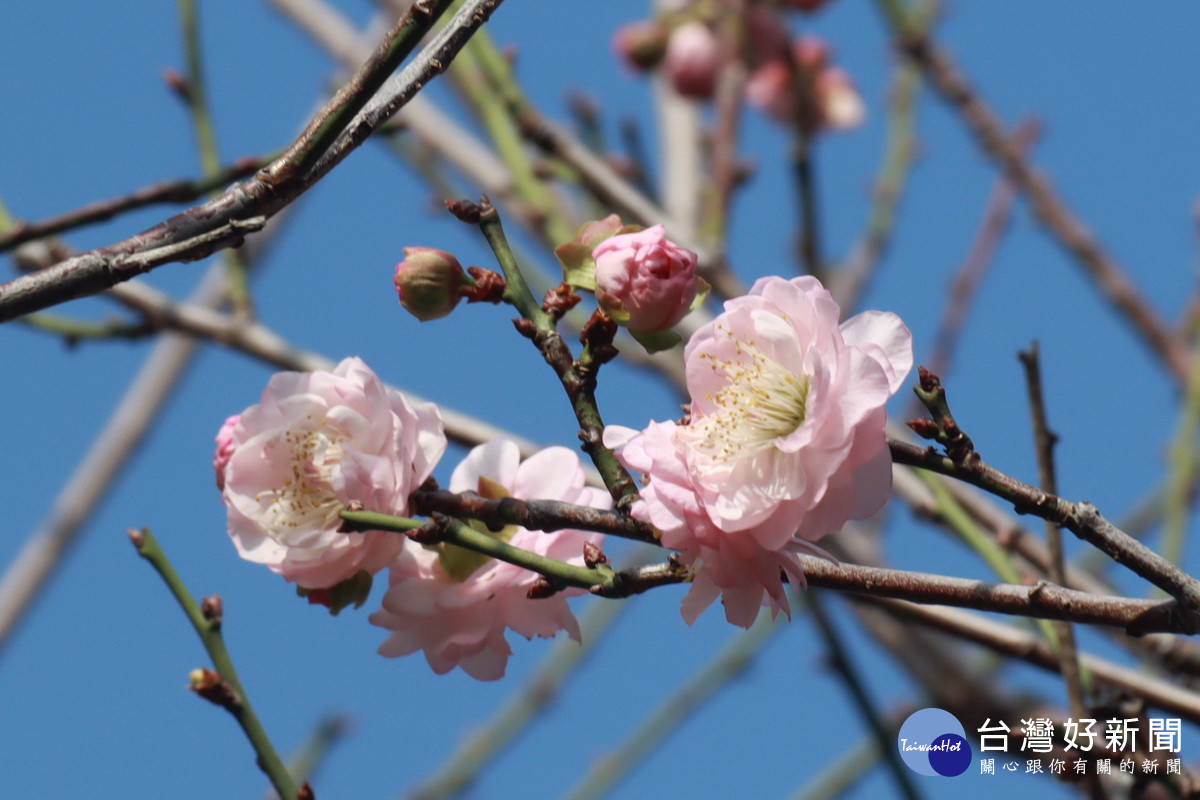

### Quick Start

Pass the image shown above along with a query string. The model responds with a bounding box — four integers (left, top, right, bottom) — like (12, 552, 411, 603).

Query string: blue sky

(2, 2, 1200, 798)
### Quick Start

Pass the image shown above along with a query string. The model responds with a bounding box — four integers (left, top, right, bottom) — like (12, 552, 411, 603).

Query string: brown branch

(0, 156, 270, 254)
(0, 0, 501, 323)
(411, 488, 659, 544)
(889, 437, 1200, 625)
(796, 555, 1183, 634)
(860, 596, 1200, 725)
(1018, 342, 1090, 753)
(890, 26, 1190, 382)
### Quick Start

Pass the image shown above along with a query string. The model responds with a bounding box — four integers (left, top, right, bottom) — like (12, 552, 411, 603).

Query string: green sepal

(630, 327, 683, 353)
(296, 570, 374, 616)
(554, 215, 644, 291)
(436, 475, 519, 582)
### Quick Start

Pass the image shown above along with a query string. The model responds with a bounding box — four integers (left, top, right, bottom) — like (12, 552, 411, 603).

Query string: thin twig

(920, 118, 1041, 383)
(831, 48, 922, 310)
(1018, 343, 1091, 739)
(796, 554, 1183, 634)
(338, 510, 686, 598)
(808, 592, 921, 800)
(129, 529, 301, 798)
(889, 437, 1200, 625)
(0, 156, 269, 254)
(411, 488, 658, 544)
(472, 201, 639, 506)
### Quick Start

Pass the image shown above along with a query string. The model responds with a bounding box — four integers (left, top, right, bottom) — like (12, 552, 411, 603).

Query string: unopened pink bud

(663, 22, 722, 100)
(394, 247, 466, 321)
(592, 224, 700, 333)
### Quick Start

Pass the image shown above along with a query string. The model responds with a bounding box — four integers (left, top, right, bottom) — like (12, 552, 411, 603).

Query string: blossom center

(258, 427, 346, 539)
(684, 329, 810, 462)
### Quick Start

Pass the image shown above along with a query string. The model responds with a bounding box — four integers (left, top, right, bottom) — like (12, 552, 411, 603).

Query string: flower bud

(613, 19, 669, 71)
(663, 22, 722, 100)
(592, 224, 703, 339)
(394, 247, 467, 321)
(815, 66, 865, 130)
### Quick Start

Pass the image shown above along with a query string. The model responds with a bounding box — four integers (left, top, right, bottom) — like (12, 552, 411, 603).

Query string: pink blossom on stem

(220, 357, 446, 589)
(605, 276, 912, 627)
(370, 440, 609, 680)
(663, 21, 722, 99)
(592, 224, 700, 333)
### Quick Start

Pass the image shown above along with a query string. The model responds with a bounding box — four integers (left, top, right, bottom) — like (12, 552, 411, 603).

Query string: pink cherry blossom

(605, 276, 912, 627)
(663, 22, 722, 99)
(592, 224, 700, 333)
(370, 440, 609, 680)
(220, 357, 446, 589)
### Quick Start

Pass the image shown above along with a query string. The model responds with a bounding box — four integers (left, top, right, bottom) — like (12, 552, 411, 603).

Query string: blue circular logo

(897, 708, 972, 777)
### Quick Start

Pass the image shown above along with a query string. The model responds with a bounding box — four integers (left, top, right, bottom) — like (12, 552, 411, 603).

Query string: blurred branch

(0, 0, 499, 322)
(831, 48, 921, 310)
(1162, 324, 1200, 567)
(920, 119, 1041, 382)
(176, 0, 252, 315)
(786, 735, 881, 800)
(859, 595, 1200, 725)
(808, 592, 921, 800)
(103, 277, 549, 458)
(129, 528, 302, 800)
(876, 0, 1190, 383)
(558, 608, 785, 800)
(17, 311, 153, 343)
(0, 266, 228, 653)
(275, 714, 351, 799)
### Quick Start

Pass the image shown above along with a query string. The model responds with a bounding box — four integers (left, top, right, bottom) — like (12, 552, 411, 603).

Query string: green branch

(128, 528, 301, 800)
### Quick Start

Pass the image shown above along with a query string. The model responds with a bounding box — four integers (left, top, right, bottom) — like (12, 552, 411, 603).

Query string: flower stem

(128, 528, 301, 800)
(474, 203, 640, 507)
(339, 510, 683, 597)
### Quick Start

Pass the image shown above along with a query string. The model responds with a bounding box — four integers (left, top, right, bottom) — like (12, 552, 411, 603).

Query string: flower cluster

(606, 276, 912, 626)
(613, 2, 862, 131)
(217, 254, 911, 674)
(217, 358, 604, 679)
